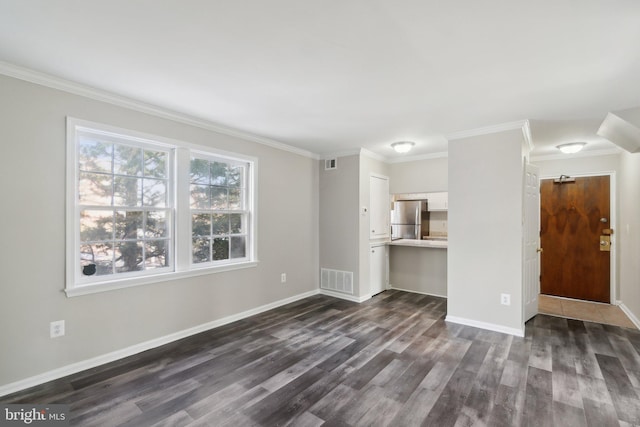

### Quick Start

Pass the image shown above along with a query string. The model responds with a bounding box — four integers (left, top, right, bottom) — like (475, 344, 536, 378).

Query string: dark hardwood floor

(3, 290, 640, 426)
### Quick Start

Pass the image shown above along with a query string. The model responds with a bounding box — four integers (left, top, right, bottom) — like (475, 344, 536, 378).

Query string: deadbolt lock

(600, 235, 611, 252)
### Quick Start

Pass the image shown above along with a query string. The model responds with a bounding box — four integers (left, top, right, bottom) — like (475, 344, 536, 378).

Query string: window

(77, 133, 173, 278)
(190, 156, 250, 264)
(66, 118, 257, 296)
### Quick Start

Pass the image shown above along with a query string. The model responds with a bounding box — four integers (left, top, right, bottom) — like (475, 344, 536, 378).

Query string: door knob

(537, 248, 543, 253)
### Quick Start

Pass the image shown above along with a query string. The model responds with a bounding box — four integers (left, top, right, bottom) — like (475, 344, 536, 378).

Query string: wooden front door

(540, 175, 611, 303)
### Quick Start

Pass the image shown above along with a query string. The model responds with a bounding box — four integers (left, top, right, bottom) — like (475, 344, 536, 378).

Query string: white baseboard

(319, 289, 371, 303)
(445, 315, 525, 337)
(0, 289, 320, 398)
(389, 285, 447, 299)
(618, 302, 640, 329)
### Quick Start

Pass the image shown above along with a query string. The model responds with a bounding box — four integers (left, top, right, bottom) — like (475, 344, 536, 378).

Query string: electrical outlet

(281, 273, 287, 283)
(500, 294, 511, 306)
(50, 320, 65, 338)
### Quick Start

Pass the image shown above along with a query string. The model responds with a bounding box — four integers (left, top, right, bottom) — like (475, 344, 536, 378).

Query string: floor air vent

(320, 268, 353, 294)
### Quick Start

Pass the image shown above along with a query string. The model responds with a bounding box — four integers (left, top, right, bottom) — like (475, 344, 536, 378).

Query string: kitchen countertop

(388, 239, 448, 248)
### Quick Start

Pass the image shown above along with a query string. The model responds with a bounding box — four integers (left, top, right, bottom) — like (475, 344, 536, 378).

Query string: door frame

(539, 171, 617, 304)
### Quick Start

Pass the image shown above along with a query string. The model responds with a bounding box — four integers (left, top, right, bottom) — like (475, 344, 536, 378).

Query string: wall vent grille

(320, 268, 353, 294)
(324, 158, 337, 170)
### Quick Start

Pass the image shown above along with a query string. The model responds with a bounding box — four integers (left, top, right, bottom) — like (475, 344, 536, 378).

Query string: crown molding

(522, 119, 534, 152)
(530, 147, 622, 162)
(0, 61, 319, 160)
(388, 151, 448, 164)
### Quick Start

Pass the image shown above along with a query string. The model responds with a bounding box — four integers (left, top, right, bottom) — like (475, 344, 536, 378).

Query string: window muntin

(190, 156, 250, 265)
(67, 118, 257, 295)
(76, 132, 173, 281)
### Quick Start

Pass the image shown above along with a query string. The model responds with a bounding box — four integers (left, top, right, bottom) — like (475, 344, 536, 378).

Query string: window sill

(65, 260, 259, 297)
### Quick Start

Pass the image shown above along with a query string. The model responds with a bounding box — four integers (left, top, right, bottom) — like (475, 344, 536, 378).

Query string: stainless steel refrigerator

(391, 200, 426, 240)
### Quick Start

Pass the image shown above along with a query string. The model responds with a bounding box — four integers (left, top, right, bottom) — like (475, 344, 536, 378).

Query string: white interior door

(524, 163, 540, 322)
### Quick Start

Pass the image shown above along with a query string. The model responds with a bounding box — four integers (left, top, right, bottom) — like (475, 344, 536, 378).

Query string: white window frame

(66, 117, 258, 297)
(189, 151, 253, 267)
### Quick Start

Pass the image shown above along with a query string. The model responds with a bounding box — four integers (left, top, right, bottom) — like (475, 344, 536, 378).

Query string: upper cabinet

(370, 174, 390, 239)
(426, 192, 448, 211)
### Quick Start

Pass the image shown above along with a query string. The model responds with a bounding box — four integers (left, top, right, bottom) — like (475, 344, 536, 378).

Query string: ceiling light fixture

(391, 141, 415, 153)
(556, 142, 586, 154)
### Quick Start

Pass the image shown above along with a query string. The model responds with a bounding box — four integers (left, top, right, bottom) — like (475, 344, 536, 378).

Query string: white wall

(447, 129, 526, 334)
(319, 155, 360, 294)
(618, 151, 640, 324)
(389, 157, 448, 194)
(533, 154, 620, 178)
(0, 75, 320, 389)
(389, 246, 447, 297)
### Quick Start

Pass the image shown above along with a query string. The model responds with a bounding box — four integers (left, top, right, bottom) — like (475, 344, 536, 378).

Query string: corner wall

(447, 129, 525, 335)
(618, 151, 640, 325)
(0, 74, 320, 390)
(319, 155, 360, 296)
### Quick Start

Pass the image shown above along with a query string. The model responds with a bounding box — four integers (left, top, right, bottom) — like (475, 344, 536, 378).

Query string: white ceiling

(1, 0, 639, 159)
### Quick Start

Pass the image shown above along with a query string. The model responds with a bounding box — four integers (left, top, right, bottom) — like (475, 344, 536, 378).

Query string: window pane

(212, 214, 229, 235)
(79, 138, 112, 173)
(210, 162, 228, 186)
(230, 236, 246, 259)
(143, 178, 167, 207)
(80, 210, 113, 242)
(115, 241, 143, 272)
(212, 237, 229, 261)
(228, 165, 243, 187)
(192, 237, 210, 263)
(115, 211, 143, 239)
(230, 214, 244, 234)
(190, 184, 210, 209)
(81, 243, 113, 276)
(190, 158, 210, 184)
(229, 188, 242, 210)
(211, 187, 228, 210)
(192, 214, 211, 237)
(144, 240, 169, 269)
(144, 150, 167, 178)
(114, 176, 142, 207)
(79, 172, 112, 205)
(145, 211, 167, 238)
(114, 145, 143, 176)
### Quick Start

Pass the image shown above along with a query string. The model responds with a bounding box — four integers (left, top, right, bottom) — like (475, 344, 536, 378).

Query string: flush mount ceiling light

(556, 142, 586, 154)
(391, 141, 415, 153)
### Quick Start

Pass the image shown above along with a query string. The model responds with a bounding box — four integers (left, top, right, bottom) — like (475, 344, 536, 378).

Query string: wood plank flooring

(2, 290, 640, 426)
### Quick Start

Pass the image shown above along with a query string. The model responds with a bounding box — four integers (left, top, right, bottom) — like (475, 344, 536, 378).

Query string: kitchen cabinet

(426, 192, 448, 211)
(370, 174, 390, 239)
(370, 244, 388, 295)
